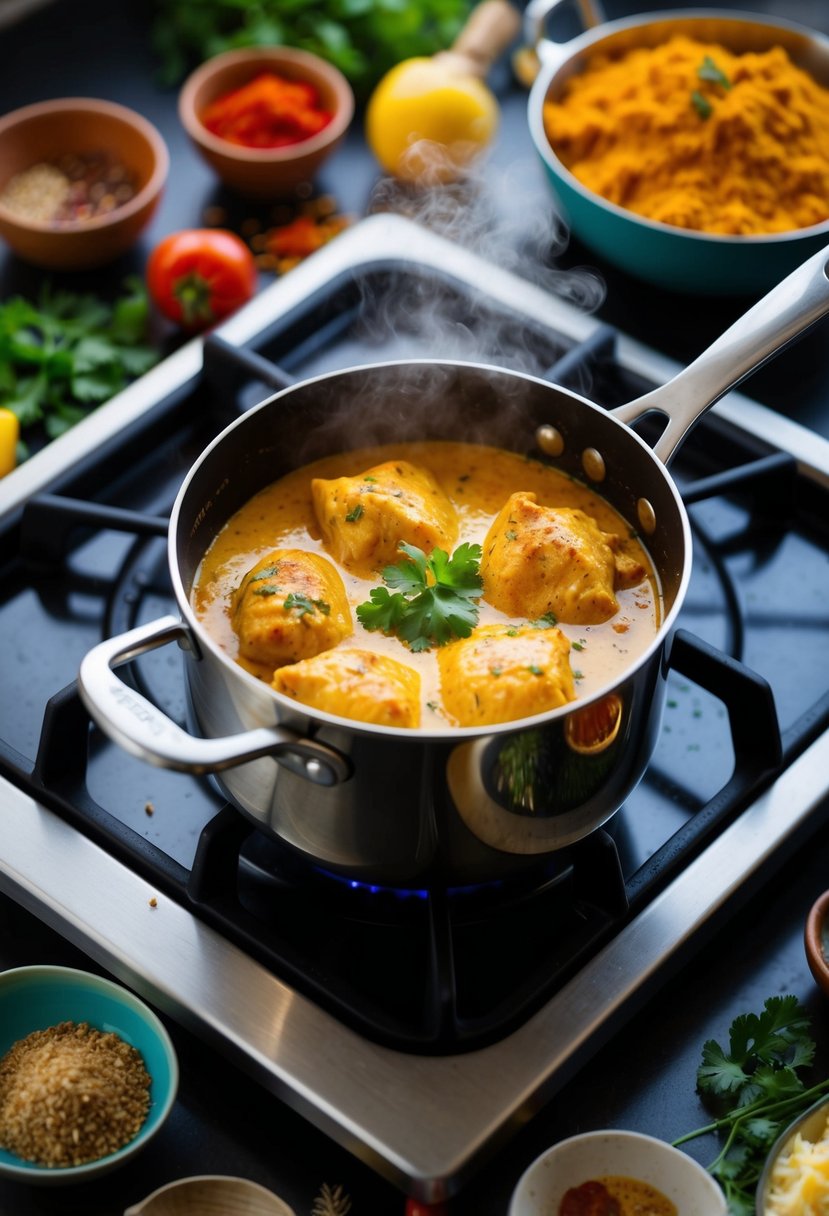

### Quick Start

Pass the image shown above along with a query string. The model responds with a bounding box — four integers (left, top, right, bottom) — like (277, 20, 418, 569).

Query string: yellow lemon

(365, 58, 499, 183)
(0, 408, 19, 478)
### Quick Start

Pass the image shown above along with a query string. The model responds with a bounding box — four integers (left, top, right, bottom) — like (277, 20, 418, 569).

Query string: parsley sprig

(692, 55, 731, 120)
(673, 996, 829, 1216)
(0, 278, 158, 458)
(356, 541, 482, 652)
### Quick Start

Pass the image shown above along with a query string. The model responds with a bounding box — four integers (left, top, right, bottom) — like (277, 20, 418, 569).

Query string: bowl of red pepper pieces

(178, 47, 355, 198)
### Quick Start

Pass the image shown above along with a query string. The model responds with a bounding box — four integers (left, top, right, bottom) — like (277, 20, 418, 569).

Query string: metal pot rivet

(581, 447, 606, 482)
(536, 424, 564, 457)
(637, 497, 657, 535)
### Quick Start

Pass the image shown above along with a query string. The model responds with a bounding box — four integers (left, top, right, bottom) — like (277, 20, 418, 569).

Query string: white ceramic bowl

(509, 1129, 727, 1216)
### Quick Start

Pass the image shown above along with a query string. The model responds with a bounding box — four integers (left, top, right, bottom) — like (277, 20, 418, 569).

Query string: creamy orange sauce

(192, 441, 661, 728)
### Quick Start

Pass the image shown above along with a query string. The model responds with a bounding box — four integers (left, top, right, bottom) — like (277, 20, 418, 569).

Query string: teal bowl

(525, 4, 829, 295)
(0, 965, 178, 1185)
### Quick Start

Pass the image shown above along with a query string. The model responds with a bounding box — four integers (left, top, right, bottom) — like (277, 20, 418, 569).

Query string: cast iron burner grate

(16, 323, 820, 1050)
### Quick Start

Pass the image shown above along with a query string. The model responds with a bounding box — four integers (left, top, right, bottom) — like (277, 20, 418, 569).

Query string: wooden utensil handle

(437, 0, 521, 78)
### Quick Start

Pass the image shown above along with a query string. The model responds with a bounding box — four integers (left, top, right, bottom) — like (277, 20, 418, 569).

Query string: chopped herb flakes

(284, 592, 330, 616)
(345, 504, 364, 522)
(698, 54, 731, 89)
(691, 90, 713, 119)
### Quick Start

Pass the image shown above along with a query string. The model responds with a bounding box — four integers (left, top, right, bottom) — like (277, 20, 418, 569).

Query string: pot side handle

(524, 0, 606, 68)
(77, 615, 351, 787)
(612, 244, 829, 467)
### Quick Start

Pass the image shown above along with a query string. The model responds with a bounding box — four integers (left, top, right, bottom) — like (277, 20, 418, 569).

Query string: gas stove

(1, 215, 829, 1203)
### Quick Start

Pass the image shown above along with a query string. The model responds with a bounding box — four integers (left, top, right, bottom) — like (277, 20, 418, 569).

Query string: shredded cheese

(766, 1113, 829, 1215)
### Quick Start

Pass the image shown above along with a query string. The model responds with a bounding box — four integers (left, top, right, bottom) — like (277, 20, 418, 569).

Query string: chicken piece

(437, 623, 575, 727)
(231, 549, 351, 669)
(272, 648, 421, 728)
(480, 492, 645, 625)
(311, 459, 457, 575)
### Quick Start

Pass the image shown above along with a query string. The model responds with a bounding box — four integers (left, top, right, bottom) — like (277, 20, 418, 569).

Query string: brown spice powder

(0, 1020, 151, 1168)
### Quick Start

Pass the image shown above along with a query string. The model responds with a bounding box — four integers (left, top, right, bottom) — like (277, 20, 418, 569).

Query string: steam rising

(358, 152, 606, 378)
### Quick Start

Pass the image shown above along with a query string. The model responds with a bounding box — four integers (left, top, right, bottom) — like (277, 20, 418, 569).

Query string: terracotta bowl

(178, 47, 355, 198)
(805, 889, 829, 998)
(0, 97, 168, 270)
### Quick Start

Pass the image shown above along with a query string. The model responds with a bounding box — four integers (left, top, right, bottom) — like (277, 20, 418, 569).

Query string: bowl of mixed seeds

(0, 964, 178, 1184)
(0, 97, 168, 270)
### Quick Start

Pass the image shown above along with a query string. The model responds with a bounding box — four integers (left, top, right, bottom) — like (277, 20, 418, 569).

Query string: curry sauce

(192, 440, 661, 730)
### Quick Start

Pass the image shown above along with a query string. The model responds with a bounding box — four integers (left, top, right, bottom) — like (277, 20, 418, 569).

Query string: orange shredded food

(202, 71, 332, 149)
(543, 36, 829, 234)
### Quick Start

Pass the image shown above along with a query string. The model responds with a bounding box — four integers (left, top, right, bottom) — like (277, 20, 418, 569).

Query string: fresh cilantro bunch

(357, 541, 482, 651)
(152, 0, 473, 97)
(0, 278, 158, 458)
(674, 996, 829, 1216)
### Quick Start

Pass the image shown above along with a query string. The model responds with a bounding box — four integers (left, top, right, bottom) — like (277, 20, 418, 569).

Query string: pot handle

(77, 615, 351, 786)
(524, 0, 606, 69)
(612, 244, 829, 467)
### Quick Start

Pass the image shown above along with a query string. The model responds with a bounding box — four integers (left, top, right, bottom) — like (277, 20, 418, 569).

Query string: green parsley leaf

(674, 997, 829, 1215)
(356, 541, 482, 650)
(691, 90, 713, 120)
(0, 279, 158, 458)
(698, 55, 731, 89)
(284, 593, 330, 616)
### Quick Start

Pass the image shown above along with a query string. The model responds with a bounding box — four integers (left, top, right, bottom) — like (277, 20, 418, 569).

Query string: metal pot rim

(167, 357, 693, 742)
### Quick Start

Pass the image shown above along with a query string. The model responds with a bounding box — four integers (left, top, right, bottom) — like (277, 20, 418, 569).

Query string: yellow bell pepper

(0, 408, 20, 478)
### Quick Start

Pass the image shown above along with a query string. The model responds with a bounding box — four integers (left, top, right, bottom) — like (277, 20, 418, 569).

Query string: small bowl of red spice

(0, 964, 178, 1184)
(0, 97, 168, 270)
(179, 47, 355, 198)
(508, 1129, 727, 1216)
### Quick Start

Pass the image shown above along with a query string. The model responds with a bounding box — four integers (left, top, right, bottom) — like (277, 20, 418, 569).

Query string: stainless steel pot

(78, 245, 829, 885)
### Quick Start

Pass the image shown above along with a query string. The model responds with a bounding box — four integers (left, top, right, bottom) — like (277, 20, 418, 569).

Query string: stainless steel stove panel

(1, 214, 829, 1200)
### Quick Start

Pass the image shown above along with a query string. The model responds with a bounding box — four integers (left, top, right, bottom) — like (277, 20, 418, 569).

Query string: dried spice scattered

(201, 72, 332, 149)
(0, 1020, 151, 1167)
(204, 196, 351, 276)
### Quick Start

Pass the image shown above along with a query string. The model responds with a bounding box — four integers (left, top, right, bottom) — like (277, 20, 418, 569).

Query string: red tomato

(146, 229, 257, 332)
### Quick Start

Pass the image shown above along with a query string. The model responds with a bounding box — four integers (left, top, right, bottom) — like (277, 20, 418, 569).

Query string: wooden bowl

(805, 889, 829, 999)
(124, 1175, 295, 1216)
(0, 97, 168, 270)
(178, 47, 354, 198)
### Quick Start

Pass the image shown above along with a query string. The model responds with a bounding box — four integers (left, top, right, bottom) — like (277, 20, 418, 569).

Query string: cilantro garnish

(356, 541, 482, 652)
(698, 55, 731, 90)
(691, 90, 713, 120)
(673, 996, 829, 1216)
(531, 612, 558, 628)
(345, 504, 364, 522)
(284, 593, 330, 617)
(249, 565, 280, 582)
(0, 277, 158, 457)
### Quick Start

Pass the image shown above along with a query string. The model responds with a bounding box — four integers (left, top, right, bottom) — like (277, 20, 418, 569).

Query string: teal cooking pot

(525, 0, 829, 294)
